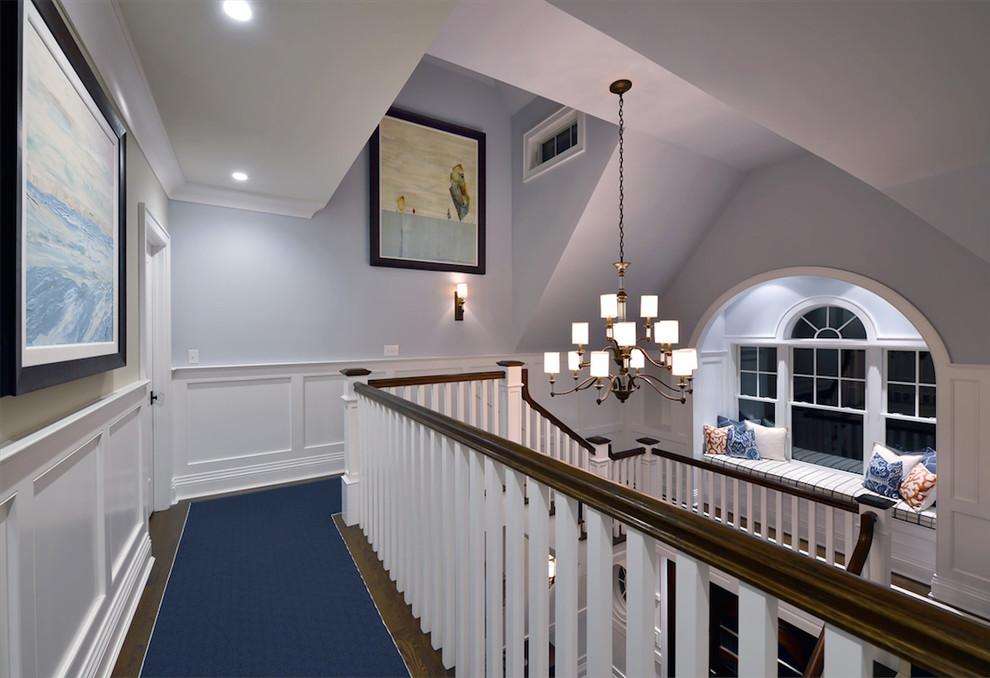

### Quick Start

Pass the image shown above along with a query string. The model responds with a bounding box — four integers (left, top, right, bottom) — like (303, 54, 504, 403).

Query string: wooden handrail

(368, 370, 505, 390)
(520, 368, 595, 454)
(803, 511, 879, 678)
(651, 448, 860, 514)
(354, 382, 990, 677)
(609, 446, 646, 461)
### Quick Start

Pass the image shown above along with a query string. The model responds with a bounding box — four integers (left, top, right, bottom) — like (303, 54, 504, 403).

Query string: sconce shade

(600, 294, 618, 318)
(590, 351, 610, 377)
(456, 283, 468, 298)
(544, 352, 561, 374)
(640, 295, 658, 318)
(614, 322, 637, 347)
(572, 322, 589, 345)
(655, 320, 679, 345)
(672, 348, 698, 376)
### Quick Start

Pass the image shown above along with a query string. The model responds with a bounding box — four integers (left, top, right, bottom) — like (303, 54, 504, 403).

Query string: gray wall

(663, 152, 990, 366)
(169, 60, 516, 366)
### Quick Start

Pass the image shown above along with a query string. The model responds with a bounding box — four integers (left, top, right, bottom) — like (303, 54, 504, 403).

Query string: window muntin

(790, 305, 867, 340)
(792, 348, 865, 410)
(738, 346, 776, 425)
(523, 108, 586, 182)
(887, 350, 936, 418)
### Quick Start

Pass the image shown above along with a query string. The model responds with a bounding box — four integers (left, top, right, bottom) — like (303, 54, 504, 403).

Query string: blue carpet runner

(141, 478, 409, 677)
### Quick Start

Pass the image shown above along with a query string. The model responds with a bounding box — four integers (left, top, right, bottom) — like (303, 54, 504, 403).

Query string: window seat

(702, 454, 936, 530)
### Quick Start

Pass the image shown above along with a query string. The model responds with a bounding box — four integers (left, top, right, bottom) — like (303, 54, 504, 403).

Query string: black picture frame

(1, 0, 127, 396)
(370, 107, 485, 275)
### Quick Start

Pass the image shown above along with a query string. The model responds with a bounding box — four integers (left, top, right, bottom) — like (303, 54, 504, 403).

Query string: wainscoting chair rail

(353, 382, 990, 677)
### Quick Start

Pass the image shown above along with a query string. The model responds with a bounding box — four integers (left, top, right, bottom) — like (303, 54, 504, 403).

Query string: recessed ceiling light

(222, 1, 252, 22)
(232, 171, 248, 181)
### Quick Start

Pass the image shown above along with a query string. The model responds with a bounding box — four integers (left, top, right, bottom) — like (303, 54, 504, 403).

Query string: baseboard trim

(173, 452, 343, 501)
(931, 573, 990, 621)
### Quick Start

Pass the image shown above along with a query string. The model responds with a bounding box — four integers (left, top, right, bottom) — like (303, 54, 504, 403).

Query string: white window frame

(522, 107, 586, 182)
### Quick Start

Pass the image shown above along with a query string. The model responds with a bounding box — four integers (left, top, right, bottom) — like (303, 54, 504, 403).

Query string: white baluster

(505, 469, 526, 677)
(555, 495, 580, 678)
(809, 501, 818, 561)
(824, 624, 869, 677)
(759, 486, 768, 540)
(738, 582, 778, 678)
(430, 431, 444, 651)
(775, 490, 784, 546)
(485, 458, 505, 678)
(585, 507, 613, 678)
(675, 552, 710, 678)
(528, 482, 551, 678)
(746, 482, 754, 535)
(791, 495, 800, 553)
(468, 450, 485, 677)
(455, 443, 470, 672)
(441, 436, 456, 668)
(826, 508, 836, 566)
(626, 529, 659, 678)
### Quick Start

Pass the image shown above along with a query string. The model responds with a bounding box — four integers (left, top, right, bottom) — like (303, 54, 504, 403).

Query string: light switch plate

(188, 349, 199, 364)
(384, 345, 399, 357)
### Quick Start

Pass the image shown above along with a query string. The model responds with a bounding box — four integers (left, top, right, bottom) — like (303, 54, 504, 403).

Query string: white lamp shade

(456, 283, 467, 298)
(543, 352, 560, 374)
(590, 351, 610, 377)
(571, 322, 589, 345)
(640, 295, 658, 318)
(613, 321, 637, 347)
(567, 350, 581, 371)
(630, 347, 645, 369)
(655, 320, 679, 345)
(600, 294, 618, 318)
(671, 348, 698, 376)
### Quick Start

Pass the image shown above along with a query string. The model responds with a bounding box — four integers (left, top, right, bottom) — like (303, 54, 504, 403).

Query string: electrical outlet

(384, 345, 399, 357)
(188, 349, 199, 364)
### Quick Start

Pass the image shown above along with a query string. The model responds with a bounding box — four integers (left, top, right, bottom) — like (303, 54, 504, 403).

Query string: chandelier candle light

(543, 79, 698, 404)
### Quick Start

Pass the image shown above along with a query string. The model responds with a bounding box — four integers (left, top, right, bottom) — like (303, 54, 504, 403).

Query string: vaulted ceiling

(63, 0, 990, 269)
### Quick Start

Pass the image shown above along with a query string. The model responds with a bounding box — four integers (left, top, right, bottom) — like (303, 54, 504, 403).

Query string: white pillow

(870, 442, 923, 476)
(744, 421, 789, 461)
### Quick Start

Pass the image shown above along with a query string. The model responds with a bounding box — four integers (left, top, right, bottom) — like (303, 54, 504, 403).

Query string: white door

(140, 204, 173, 513)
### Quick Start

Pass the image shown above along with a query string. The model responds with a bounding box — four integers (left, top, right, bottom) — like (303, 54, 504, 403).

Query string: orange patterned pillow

(704, 425, 730, 455)
(899, 462, 937, 511)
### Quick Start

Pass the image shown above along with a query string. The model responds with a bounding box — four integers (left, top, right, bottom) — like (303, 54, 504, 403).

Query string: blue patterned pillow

(718, 415, 758, 432)
(863, 452, 904, 498)
(920, 447, 937, 474)
(726, 427, 760, 460)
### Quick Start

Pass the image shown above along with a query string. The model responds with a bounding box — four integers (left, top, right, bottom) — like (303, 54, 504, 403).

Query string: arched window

(736, 303, 935, 471)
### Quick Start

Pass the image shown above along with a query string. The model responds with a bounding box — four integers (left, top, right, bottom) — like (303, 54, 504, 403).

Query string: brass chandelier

(543, 79, 697, 404)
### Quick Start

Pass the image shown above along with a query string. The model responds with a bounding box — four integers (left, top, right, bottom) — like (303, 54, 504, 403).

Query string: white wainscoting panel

(0, 381, 151, 678)
(932, 364, 990, 619)
(303, 376, 344, 450)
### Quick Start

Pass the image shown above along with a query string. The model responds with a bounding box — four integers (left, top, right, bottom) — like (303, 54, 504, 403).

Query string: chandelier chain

(618, 88, 625, 264)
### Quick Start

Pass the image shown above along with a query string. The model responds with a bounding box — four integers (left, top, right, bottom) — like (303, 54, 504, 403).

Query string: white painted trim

(522, 107, 586, 182)
(171, 182, 327, 219)
(172, 451, 342, 501)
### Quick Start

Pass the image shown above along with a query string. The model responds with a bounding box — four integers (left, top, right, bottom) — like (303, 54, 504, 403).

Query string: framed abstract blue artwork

(369, 107, 485, 275)
(1, 0, 127, 396)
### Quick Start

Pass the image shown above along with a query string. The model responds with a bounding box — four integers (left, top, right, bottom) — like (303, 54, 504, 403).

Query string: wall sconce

(454, 283, 467, 321)
(548, 553, 556, 588)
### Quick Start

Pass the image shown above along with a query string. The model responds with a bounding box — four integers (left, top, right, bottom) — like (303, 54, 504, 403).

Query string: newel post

(857, 495, 895, 587)
(498, 361, 525, 444)
(341, 368, 372, 527)
(587, 436, 613, 482)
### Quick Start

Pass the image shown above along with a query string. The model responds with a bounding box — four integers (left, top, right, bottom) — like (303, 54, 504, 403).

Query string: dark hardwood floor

(110, 479, 451, 677)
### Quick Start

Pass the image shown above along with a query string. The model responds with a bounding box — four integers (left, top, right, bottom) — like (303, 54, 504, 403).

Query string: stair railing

(342, 369, 990, 678)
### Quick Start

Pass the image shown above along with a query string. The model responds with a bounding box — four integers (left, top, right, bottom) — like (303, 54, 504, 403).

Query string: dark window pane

(794, 348, 814, 375)
(842, 349, 865, 379)
(740, 346, 758, 371)
(556, 129, 572, 154)
(888, 350, 916, 383)
(739, 399, 775, 426)
(759, 347, 777, 372)
(759, 373, 777, 399)
(740, 372, 758, 397)
(794, 376, 815, 403)
(830, 306, 854, 329)
(842, 380, 866, 410)
(843, 317, 867, 339)
(817, 349, 839, 377)
(791, 406, 864, 462)
(570, 123, 578, 145)
(919, 351, 936, 384)
(541, 138, 555, 163)
(920, 386, 937, 418)
(886, 419, 936, 453)
(791, 319, 816, 339)
(817, 328, 841, 339)
(804, 307, 827, 331)
(887, 384, 915, 415)
(817, 378, 839, 406)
